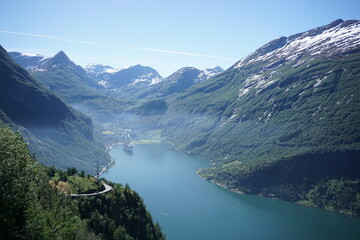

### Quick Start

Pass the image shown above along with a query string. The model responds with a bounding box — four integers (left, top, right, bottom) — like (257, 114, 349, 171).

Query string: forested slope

(0, 126, 165, 240)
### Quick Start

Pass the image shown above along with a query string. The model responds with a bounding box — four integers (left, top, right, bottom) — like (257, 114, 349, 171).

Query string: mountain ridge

(0, 45, 110, 172)
(86, 63, 163, 88)
(233, 19, 360, 71)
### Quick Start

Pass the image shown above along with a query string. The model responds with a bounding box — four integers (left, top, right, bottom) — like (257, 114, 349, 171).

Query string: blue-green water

(103, 144, 360, 240)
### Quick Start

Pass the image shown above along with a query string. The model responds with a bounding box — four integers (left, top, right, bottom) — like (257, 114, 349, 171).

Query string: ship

(123, 142, 133, 154)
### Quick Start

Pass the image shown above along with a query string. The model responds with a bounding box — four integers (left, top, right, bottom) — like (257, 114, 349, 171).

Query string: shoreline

(197, 171, 245, 195)
(98, 158, 115, 177)
(100, 141, 358, 218)
(103, 140, 244, 195)
(100, 139, 151, 177)
(105, 140, 245, 196)
(197, 171, 358, 218)
(97, 142, 123, 178)
(105, 142, 123, 152)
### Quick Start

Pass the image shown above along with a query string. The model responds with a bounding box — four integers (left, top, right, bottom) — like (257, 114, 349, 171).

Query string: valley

(1, 16, 360, 240)
(4, 19, 360, 217)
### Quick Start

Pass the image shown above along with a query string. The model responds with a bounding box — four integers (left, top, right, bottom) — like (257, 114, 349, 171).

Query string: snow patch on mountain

(20, 52, 43, 57)
(235, 19, 360, 69)
(9, 52, 50, 71)
(233, 19, 360, 102)
(132, 73, 162, 85)
(98, 80, 109, 88)
(86, 64, 117, 74)
(198, 66, 224, 81)
(86, 64, 163, 89)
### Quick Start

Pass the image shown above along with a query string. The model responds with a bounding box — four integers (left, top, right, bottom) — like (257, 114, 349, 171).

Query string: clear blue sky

(1, 0, 359, 77)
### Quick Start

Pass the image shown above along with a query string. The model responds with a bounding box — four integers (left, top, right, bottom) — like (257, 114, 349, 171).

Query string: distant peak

(86, 63, 113, 68)
(52, 51, 70, 62)
(131, 64, 145, 69)
(321, 19, 344, 31)
(205, 66, 224, 71)
(179, 67, 199, 71)
(21, 52, 44, 58)
(86, 63, 114, 70)
(331, 19, 344, 26)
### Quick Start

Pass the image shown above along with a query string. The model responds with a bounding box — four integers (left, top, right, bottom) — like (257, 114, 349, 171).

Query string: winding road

(67, 183, 112, 197)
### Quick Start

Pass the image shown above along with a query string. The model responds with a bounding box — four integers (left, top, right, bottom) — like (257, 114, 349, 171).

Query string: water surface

(104, 144, 360, 240)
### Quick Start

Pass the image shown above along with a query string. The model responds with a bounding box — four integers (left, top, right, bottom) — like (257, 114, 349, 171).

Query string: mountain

(154, 19, 360, 215)
(0, 45, 110, 172)
(198, 66, 224, 80)
(155, 67, 202, 97)
(85, 64, 118, 87)
(232, 19, 359, 71)
(8, 52, 48, 70)
(108, 66, 224, 103)
(9, 51, 130, 123)
(86, 64, 163, 89)
(9, 50, 84, 74)
(146, 66, 224, 97)
(10, 50, 101, 102)
(102, 66, 224, 130)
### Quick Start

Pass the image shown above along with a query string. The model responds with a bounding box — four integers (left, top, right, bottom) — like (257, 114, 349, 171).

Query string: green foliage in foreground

(0, 126, 165, 240)
(0, 126, 89, 239)
(77, 183, 164, 240)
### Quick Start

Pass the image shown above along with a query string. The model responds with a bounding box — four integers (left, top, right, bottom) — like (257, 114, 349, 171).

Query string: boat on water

(123, 142, 133, 154)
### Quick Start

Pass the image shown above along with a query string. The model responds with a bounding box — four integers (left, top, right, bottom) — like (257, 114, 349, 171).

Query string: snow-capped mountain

(86, 64, 223, 90)
(9, 50, 102, 102)
(8, 52, 49, 71)
(231, 19, 360, 99)
(136, 66, 224, 98)
(164, 66, 224, 85)
(198, 66, 224, 82)
(85, 64, 121, 88)
(86, 64, 117, 75)
(9, 51, 86, 74)
(86, 64, 163, 89)
(234, 19, 359, 70)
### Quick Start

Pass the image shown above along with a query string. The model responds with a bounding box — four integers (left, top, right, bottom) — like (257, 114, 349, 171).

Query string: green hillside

(30, 51, 103, 104)
(152, 22, 360, 215)
(0, 45, 110, 173)
(0, 126, 165, 240)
